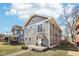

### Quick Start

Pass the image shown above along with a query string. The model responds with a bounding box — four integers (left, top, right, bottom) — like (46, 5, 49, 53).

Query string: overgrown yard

(18, 49, 68, 56)
(0, 42, 22, 56)
(18, 44, 69, 56)
(0, 42, 75, 56)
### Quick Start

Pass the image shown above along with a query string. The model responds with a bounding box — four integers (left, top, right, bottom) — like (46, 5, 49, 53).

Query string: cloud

(12, 3, 32, 10)
(5, 3, 77, 29)
(35, 3, 63, 18)
(5, 3, 64, 20)
(9, 8, 17, 15)
(5, 3, 77, 21)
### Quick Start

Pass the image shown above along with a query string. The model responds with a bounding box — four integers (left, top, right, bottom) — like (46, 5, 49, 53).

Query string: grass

(0, 42, 23, 56)
(18, 44, 69, 56)
(18, 49, 68, 56)
(0, 42, 73, 56)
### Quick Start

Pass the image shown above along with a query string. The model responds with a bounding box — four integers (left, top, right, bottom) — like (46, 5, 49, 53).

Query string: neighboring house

(75, 16, 79, 43)
(24, 14, 61, 48)
(11, 25, 24, 44)
(4, 25, 24, 45)
(11, 25, 23, 35)
(0, 34, 5, 42)
(5, 35, 18, 44)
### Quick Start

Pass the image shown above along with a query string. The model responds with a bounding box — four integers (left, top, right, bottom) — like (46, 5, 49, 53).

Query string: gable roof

(49, 17, 61, 31)
(24, 14, 61, 31)
(11, 25, 23, 32)
(24, 14, 49, 27)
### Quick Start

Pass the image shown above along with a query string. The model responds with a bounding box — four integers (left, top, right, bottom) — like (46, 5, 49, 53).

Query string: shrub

(21, 45, 28, 50)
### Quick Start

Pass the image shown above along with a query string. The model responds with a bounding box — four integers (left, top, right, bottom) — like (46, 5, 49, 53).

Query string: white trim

(49, 44, 58, 48)
(48, 21, 50, 47)
(29, 13, 50, 18)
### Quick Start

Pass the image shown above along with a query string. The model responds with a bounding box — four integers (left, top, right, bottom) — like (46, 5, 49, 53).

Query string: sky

(0, 3, 79, 34)
(0, 3, 24, 34)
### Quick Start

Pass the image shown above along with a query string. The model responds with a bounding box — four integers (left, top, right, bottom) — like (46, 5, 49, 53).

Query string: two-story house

(24, 14, 61, 50)
(11, 25, 24, 44)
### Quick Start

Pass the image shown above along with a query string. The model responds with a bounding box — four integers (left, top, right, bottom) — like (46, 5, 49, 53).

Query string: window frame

(37, 24, 43, 32)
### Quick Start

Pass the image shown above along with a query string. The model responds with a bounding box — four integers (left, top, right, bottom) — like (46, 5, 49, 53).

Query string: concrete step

(27, 45, 48, 52)
(28, 47, 33, 51)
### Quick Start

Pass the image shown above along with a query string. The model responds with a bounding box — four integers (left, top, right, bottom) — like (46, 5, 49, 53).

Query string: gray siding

(24, 15, 61, 48)
(42, 21, 49, 47)
(24, 25, 37, 45)
(50, 23, 61, 46)
(24, 21, 50, 47)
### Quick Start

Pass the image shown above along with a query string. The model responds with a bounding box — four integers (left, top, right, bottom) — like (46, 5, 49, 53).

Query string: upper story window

(29, 38, 31, 41)
(15, 31, 17, 34)
(37, 24, 42, 32)
(25, 27, 28, 32)
(17, 30, 20, 34)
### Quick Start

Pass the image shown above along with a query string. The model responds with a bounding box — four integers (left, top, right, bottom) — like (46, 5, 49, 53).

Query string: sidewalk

(68, 51, 79, 56)
(6, 50, 29, 56)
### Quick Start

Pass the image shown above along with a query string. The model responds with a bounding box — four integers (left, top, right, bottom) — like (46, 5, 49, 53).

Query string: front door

(36, 36, 42, 46)
(38, 38, 42, 46)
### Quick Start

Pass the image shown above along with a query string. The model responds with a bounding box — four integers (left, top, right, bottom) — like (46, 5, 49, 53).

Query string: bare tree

(60, 6, 79, 42)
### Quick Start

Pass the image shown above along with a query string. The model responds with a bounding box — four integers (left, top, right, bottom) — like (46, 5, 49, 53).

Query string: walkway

(6, 50, 29, 56)
(68, 51, 79, 56)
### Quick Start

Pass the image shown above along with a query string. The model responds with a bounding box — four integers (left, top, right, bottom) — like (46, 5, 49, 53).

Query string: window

(29, 38, 31, 41)
(15, 31, 17, 34)
(25, 38, 27, 40)
(37, 24, 42, 32)
(17, 30, 20, 34)
(25, 27, 28, 33)
(5, 37, 8, 42)
(17, 30, 18, 34)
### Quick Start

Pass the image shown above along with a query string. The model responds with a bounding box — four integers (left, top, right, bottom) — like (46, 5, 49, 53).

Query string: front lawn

(0, 44, 22, 56)
(18, 44, 69, 56)
(18, 49, 68, 56)
(0, 42, 73, 56)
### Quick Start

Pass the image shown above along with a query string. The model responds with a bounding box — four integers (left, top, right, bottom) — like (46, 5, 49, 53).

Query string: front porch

(4, 35, 18, 45)
(27, 45, 48, 52)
